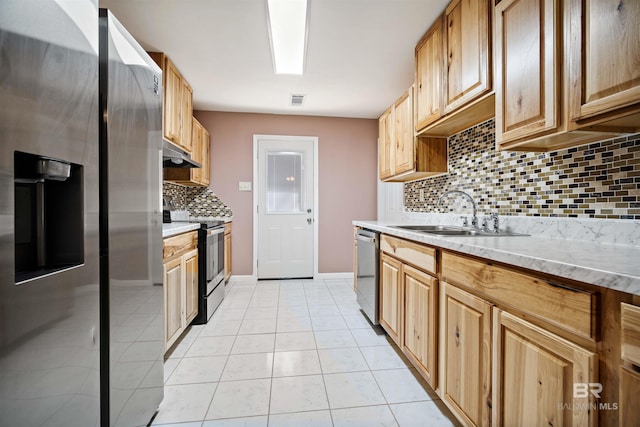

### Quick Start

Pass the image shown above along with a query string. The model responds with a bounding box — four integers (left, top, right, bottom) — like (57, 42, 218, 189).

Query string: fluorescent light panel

(267, 0, 308, 75)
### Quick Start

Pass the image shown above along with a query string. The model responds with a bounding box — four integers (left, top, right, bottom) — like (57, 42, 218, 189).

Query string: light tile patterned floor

(151, 278, 459, 427)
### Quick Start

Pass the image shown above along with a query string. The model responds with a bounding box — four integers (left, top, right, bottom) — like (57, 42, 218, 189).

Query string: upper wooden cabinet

(164, 117, 211, 186)
(443, 0, 491, 114)
(378, 106, 394, 180)
(379, 86, 448, 182)
(148, 52, 194, 154)
(415, 17, 444, 131)
(180, 79, 193, 153)
(568, 0, 640, 128)
(415, 0, 494, 137)
(163, 58, 182, 145)
(494, 0, 640, 151)
(191, 118, 203, 184)
(393, 89, 416, 177)
(201, 126, 210, 186)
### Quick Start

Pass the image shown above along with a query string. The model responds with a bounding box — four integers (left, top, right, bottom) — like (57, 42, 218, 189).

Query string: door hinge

(257, 205, 259, 214)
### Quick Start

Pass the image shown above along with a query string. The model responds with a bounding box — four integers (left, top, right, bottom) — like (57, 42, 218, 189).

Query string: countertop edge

(162, 222, 201, 238)
(354, 220, 640, 296)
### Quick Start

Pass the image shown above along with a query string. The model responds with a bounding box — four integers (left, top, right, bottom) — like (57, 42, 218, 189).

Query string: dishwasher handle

(356, 234, 376, 244)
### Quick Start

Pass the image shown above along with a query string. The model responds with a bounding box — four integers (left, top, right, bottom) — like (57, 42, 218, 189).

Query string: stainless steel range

(192, 221, 226, 324)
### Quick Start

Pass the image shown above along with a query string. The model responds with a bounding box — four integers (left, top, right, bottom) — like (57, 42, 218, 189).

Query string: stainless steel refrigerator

(0, 2, 164, 426)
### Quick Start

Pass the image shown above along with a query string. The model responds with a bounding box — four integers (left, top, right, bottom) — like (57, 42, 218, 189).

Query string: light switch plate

(239, 181, 252, 192)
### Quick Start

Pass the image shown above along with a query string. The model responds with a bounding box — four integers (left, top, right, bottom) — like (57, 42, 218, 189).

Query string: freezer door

(101, 10, 164, 427)
(0, 1, 101, 426)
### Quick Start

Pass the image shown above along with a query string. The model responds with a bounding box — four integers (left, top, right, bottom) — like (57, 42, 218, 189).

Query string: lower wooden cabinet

(402, 264, 438, 387)
(163, 231, 198, 352)
(493, 309, 598, 427)
(380, 253, 402, 344)
(620, 366, 640, 426)
(224, 222, 232, 282)
(440, 281, 492, 427)
(620, 302, 640, 426)
(376, 234, 619, 426)
(163, 256, 183, 349)
(184, 248, 199, 325)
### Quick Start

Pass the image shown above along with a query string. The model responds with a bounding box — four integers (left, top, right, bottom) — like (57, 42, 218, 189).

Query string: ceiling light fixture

(266, 0, 309, 75)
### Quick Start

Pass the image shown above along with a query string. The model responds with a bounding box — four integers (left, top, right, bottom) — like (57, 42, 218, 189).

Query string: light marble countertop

(354, 220, 640, 296)
(162, 222, 200, 238)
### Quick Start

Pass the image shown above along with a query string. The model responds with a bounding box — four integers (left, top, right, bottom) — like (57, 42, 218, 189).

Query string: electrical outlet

(239, 181, 252, 191)
(419, 189, 425, 202)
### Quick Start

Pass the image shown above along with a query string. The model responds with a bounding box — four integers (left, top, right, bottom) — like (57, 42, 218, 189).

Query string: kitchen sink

(391, 224, 528, 237)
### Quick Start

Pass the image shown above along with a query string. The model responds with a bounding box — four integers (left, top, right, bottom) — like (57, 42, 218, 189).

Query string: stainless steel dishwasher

(356, 228, 379, 325)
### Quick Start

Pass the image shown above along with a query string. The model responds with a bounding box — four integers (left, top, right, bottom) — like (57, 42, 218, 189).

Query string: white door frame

(253, 134, 319, 279)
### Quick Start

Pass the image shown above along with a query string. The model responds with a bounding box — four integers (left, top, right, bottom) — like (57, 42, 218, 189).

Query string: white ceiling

(99, 0, 449, 119)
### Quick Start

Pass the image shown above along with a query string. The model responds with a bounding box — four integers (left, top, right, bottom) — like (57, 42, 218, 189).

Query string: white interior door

(256, 136, 315, 279)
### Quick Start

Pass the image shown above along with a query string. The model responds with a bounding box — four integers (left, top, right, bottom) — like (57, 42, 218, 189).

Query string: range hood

(162, 140, 201, 168)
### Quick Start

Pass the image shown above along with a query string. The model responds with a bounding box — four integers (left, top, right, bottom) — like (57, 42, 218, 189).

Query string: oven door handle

(207, 228, 225, 236)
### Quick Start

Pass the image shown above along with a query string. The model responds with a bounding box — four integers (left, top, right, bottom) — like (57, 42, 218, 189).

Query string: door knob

(307, 208, 312, 214)
(307, 218, 312, 224)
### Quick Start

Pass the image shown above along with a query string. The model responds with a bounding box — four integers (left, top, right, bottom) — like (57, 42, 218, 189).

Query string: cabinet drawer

(441, 251, 598, 341)
(381, 235, 436, 275)
(163, 231, 197, 260)
(621, 303, 640, 367)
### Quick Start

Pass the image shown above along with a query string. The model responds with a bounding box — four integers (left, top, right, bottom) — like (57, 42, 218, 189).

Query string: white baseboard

(315, 272, 353, 280)
(229, 275, 257, 282)
(231, 273, 353, 282)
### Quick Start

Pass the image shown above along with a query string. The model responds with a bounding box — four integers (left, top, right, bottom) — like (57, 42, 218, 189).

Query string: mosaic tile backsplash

(405, 119, 640, 220)
(163, 182, 233, 218)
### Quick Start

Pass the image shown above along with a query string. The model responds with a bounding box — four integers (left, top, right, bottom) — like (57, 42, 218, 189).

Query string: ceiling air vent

(290, 94, 305, 106)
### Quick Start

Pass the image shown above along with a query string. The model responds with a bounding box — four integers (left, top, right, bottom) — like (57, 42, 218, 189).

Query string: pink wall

(194, 111, 378, 275)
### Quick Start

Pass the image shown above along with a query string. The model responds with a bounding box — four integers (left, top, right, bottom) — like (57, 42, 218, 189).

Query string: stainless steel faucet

(437, 190, 478, 229)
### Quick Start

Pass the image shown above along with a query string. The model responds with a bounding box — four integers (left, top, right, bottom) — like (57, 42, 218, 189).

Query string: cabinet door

(415, 17, 444, 131)
(393, 88, 414, 177)
(163, 257, 183, 351)
(380, 253, 402, 344)
(443, 0, 491, 114)
(493, 309, 598, 427)
(224, 228, 231, 282)
(164, 58, 182, 144)
(568, 0, 640, 124)
(440, 282, 492, 427)
(180, 80, 193, 153)
(403, 264, 438, 387)
(494, 0, 560, 146)
(353, 227, 358, 292)
(201, 127, 210, 186)
(191, 118, 203, 184)
(184, 249, 199, 325)
(621, 302, 640, 426)
(620, 366, 640, 427)
(378, 107, 394, 180)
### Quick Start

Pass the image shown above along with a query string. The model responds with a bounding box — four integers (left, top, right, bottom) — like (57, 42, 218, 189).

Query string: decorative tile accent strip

(163, 182, 188, 209)
(185, 187, 233, 218)
(162, 182, 233, 218)
(405, 119, 640, 220)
